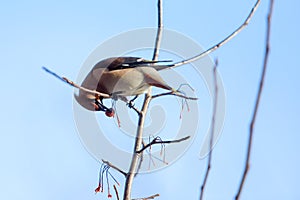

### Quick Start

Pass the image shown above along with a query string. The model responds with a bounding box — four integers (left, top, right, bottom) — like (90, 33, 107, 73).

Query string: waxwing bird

(74, 57, 175, 113)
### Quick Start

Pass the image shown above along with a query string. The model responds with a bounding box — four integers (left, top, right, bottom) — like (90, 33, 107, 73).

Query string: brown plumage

(74, 57, 175, 112)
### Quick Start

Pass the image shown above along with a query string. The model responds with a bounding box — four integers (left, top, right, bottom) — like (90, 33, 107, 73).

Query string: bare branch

(171, 0, 261, 68)
(123, 1, 164, 199)
(152, 91, 198, 100)
(199, 59, 219, 200)
(132, 194, 160, 200)
(123, 93, 152, 200)
(136, 136, 190, 154)
(42, 67, 110, 98)
(235, 0, 274, 199)
(102, 159, 127, 177)
(152, 0, 163, 61)
(131, 106, 142, 116)
(135, 142, 144, 177)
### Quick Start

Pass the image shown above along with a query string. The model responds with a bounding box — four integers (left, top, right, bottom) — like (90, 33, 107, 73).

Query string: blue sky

(1, 0, 300, 200)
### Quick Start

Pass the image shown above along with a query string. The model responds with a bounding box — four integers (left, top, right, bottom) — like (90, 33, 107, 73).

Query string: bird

(74, 56, 176, 116)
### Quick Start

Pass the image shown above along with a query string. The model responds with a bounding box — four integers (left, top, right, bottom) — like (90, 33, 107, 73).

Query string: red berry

(95, 185, 101, 193)
(105, 108, 115, 117)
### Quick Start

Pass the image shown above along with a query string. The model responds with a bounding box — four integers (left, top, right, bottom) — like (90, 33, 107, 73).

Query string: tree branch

(199, 59, 219, 200)
(123, 93, 152, 200)
(152, 91, 198, 100)
(171, 0, 261, 68)
(42, 67, 110, 98)
(136, 136, 190, 154)
(235, 0, 274, 199)
(102, 159, 127, 177)
(152, 0, 163, 61)
(132, 193, 160, 200)
(123, 1, 163, 199)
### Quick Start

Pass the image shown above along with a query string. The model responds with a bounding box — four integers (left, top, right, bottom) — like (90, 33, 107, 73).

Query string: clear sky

(1, 0, 299, 200)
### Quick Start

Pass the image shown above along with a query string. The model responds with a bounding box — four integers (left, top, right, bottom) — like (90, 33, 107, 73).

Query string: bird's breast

(97, 68, 150, 96)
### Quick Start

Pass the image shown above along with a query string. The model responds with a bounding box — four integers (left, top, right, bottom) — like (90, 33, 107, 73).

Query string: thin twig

(42, 67, 110, 98)
(132, 107, 142, 115)
(199, 59, 219, 200)
(102, 159, 127, 177)
(235, 0, 274, 199)
(152, 0, 163, 61)
(169, 0, 261, 68)
(113, 185, 120, 200)
(123, 99, 141, 115)
(62, 77, 109, 98)
(152, 91, 198, 100)
(132, 194, 160, 200)
(136, 136, 190, 154)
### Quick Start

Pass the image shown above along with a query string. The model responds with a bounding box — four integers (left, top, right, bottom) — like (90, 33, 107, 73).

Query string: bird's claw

(127, 100, 135, 109)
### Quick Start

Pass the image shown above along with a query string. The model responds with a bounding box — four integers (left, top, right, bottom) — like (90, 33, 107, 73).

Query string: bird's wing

(92, 57, 173, 71)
